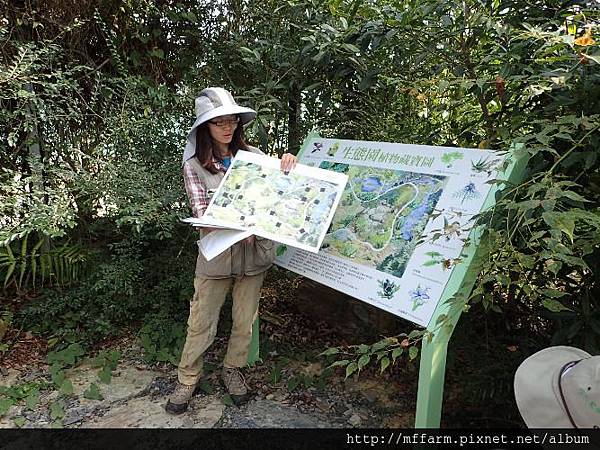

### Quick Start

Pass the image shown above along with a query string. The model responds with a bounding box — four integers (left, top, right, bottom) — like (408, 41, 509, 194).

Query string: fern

(0, 233, 89, 291)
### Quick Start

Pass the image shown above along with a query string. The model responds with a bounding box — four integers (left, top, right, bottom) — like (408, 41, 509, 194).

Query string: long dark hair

(194, 117, 249, 174)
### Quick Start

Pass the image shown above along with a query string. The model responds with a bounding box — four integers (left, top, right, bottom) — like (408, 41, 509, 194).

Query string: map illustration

(319, 162, 448, 278)
(203, 156, 344, 249)
(275, 134, 509, 327)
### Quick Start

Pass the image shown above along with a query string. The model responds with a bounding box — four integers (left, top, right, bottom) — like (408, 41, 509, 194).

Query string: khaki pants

(177, 273, 265, 386)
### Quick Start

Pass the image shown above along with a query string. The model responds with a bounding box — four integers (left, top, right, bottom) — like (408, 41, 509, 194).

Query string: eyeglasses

(209, 117, 240, 128)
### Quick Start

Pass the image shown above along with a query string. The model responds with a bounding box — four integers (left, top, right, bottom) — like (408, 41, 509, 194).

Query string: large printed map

(320, 162, 447, 278)
(201, 151, 347, 252)
(275, 134, 509, 327)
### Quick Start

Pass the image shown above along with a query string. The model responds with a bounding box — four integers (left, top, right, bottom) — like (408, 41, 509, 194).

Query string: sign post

(249, 132, 528, 426)
(413, 141, 527, 427)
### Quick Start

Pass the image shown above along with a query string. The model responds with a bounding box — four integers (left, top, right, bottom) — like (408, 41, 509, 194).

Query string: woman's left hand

(280, 153, 297, 174)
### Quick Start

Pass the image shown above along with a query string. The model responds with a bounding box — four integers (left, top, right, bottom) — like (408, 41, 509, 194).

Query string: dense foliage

(1, 0, 599, 368)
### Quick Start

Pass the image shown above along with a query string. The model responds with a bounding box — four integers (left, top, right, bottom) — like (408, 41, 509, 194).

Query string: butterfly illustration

(311, 142, 324, 153)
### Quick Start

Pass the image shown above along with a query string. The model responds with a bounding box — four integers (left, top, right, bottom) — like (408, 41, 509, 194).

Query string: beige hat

(182, 87, 256, 164)
(514, 346, 600, 428)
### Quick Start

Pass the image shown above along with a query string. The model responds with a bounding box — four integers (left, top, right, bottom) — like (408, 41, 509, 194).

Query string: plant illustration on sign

(453, 182, 480, 204)
(423, 251, 444, 267)
(471, 156, 500, 176)
(441, 151, 463, 168)
(377, 278, 400, 300)
(328, 142, 340, 157)
(423, 251, 462, 270)
(409, 285, 430, 311)
(421, 210, 470, 245)
(442, 217, 462, 240)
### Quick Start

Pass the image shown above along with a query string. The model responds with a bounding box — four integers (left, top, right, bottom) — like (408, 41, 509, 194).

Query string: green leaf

(375, 350, 387, 361)
(25, 390, 39, 410)
(13, 416, 26, 427)
(357, 344, 370, 354)
(50, 401, 65, 420)
(542, 299, 572, 313)
(319, 347, 340, 356)
(542, 288, 567, 298)
(345, 362, 358, 379)
(546, 260, 562, 276)
(357, 354, 370, 370)
(198, 380, 214, 394)
(221, 394, 235, 407)
(380, 356, 390, 373)
(555, 216, 575, 242)
(276, 245, 287, 256)
(107, 350, 122, 367)
(98, 367, 112, 384)
(391, 348, 403, 362)
(149, 48, 164, 59)
(371, 338, 391, 352)
(84, 383, 103, 400)
(0, 398, 14, 416)
(59, 379, 73, 396)
(342, 43, 360, 54)
(287, 376, 301, 392)
(561, 191, 589, 202)
(50, 365, 65, 387)
(409, 346, 419, 361)
(408, 330, 423, 339)
(328, 359, 350, 368)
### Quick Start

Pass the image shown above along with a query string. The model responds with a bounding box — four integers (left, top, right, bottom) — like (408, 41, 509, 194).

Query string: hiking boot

(221, 367, 251, 405)
(165, 382, 198, 414)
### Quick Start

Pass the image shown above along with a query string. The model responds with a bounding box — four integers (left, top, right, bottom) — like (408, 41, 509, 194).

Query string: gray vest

(186, 147, 276, 279)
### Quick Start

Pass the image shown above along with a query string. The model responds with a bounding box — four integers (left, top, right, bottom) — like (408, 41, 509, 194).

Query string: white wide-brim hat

(182, 87, 256, 164)
(514, 345, 600, 428)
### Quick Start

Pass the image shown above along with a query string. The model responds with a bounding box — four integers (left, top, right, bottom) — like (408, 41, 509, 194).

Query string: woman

(166, 87, 297, 414)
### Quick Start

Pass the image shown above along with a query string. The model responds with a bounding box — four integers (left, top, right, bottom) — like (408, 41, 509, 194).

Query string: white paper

(201, 150, 348, 253)
(198, 229, 253, 261)
(181, 217, 245, 230)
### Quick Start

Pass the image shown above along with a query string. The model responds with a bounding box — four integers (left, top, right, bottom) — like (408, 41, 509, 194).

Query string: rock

(82, 395, 224, 428)
(302, 363, 323, 377)
(67, 364, 159, 405)
(315, 399, 331, 412)
(0, 404, 21, 428)
(225, 399, 337, 428)
(63, 406, 91, 426)
(0, 369, 21, 387)
(348, 413, 362, 427)
(265, 394, 275, 400)
(345, 378, 399, 408)
(269, 390, 286, 402)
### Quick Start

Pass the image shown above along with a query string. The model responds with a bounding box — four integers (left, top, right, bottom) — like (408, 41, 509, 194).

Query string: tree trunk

(286, 85, 301, 156)
(25, 83, 46, 201)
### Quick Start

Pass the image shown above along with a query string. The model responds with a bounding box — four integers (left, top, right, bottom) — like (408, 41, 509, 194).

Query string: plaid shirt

(183, 159, 227, 218)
